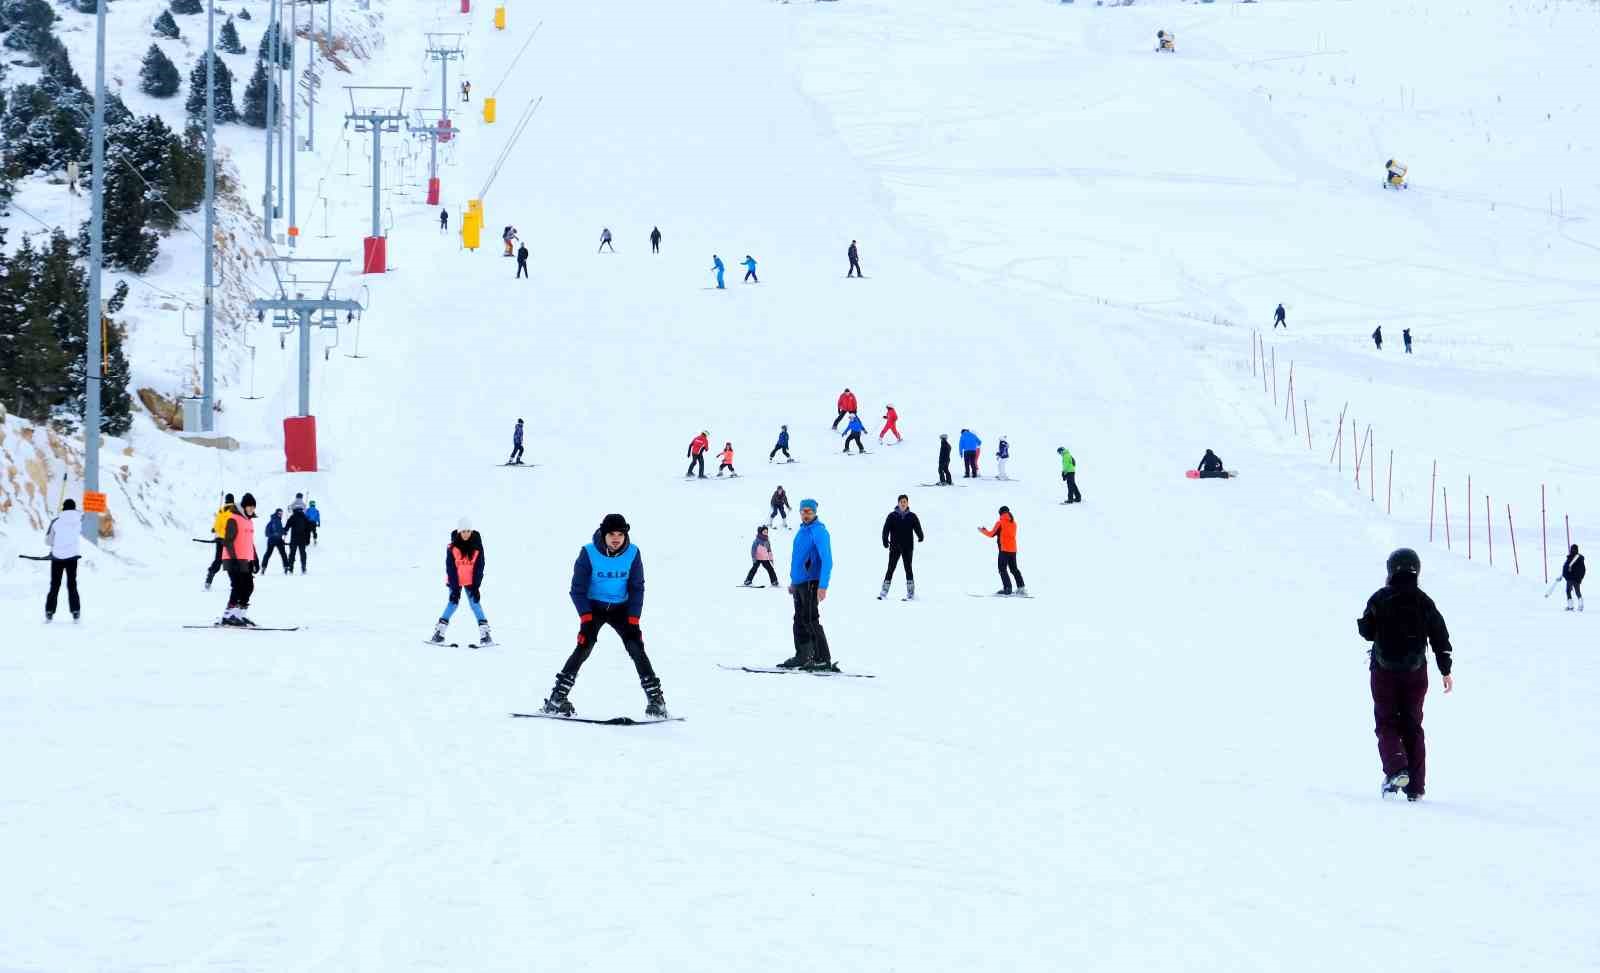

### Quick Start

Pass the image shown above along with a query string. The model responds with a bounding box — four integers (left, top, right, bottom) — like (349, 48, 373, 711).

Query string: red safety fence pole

(1386, 450, 1393, 515)
(1467, 475, 1473, 560)
(1369, 429, 1376, 502)
(1284, 362, 1294, 422)
(1354, 424, 1364, 484)
(1486, 494, 1493, 566)
(1304, 400, 1312, 450)
(1508, 504, 1520, 575)
(1541, 484, 1548, 583)
(1271, 347, 1278, 408)
(1328, 403, 1347, 464)
(1262, 340, 1269, 396)
(1444, 486, 1452, 550)
(1429, 460, 1437, 542)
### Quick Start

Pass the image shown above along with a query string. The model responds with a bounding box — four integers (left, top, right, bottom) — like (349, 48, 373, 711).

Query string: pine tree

(0, 238, 69, 424)
(237, 7, 251, 20)
(153, 9, 179, 38)
(170, 0, 203, 14)
(219, 17, 245, 55)
(185, 52, 238, 124)
(257, 21, 291, 68)
(139, 44, 180, 97)
(240, 57, 279, 128)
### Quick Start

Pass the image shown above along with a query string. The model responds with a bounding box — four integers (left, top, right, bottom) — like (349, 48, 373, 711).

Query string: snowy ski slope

(3, 0, 1599, 970)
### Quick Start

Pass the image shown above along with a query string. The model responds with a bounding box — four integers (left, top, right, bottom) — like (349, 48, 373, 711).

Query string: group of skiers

(1272, 304, 1415, 353)
(200, 492, 320, 626)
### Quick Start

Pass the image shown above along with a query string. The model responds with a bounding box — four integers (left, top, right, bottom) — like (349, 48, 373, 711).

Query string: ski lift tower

(410, 107, 457, 206)
(425, 33, 465, 131)
(344, 85, 409, 273)
(248, 257, 364, 472)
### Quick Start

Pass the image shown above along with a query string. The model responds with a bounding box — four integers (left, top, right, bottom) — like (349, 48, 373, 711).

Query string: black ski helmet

(1386, 548, 1421, 580)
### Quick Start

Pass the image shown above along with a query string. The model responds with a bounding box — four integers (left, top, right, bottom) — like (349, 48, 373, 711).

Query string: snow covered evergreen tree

(257, 21, 291, 68)
(185, 52, 238, 124)
(240, 57, 279, 128)
(219, 17, 245, 55)
(153, 9, 179, 39)
(139, 44, 180, 97)
(170, 0, 203, 15)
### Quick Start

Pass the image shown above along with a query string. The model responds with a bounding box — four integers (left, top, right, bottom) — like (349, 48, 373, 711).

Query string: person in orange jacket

(879, 404, 902, 445)
(685, 431, 711, 479)
(717, 442, 738, 477)
(978, 505, 1026, 596)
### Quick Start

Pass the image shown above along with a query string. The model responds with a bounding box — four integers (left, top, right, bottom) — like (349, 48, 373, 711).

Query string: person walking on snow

(769, 485, 791, 528)
(744, 525, 780, 587)
(686, 430, 711, 478)
(542, 513, 667, 718)
(841, 413, 867, 454)
(204, 493, 233, 590)
(959, 428, 982, 478)
(430, 519, 494, 646)
(769, 424, 792, 463)
(1358, 548, 1454, 801)
(264, 508, 291, 574)
(996, 435, 1011, 480)
(218, 493, 259, 626)
(832, 388, 858, 430)
(286, 504, 313, 574)
(717, 442, 738, 477)
(879, 404, 902, 444)
(847, 240, 863, 278)
(979, 505, 1026, 596)
(508, 418, 526, 465)
(1403, 328, 1413, 354)
(880, 494, 925, 600)
(291, 492, 307, 514)
(711, 254, 726, 289)
(650, 226, 662, 253)
(43, 499, 82, 622)
(742, 255, 758, 283)
(306, 501, 320, 544)
(779, 499, 836, 671)
(516, 243, 529, 279)
(937, 433, 953, 485)
(1274, 303, 1286, 329)
(1562, 544, 1586, 611)
(1372, 325, 1383, 350)
(599, 227, 614, 253)
(439, 208, 449, 233)
(1058, 447, 1082, 502)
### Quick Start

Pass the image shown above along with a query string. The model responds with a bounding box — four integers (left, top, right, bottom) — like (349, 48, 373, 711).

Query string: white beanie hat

(457, 517, 473, 532)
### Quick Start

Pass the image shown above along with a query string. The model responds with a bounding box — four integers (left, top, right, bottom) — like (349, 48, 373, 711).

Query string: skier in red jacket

(685, 431, 711, 479)
(879, 404, 902, 445)
(832, 388, 858, 430)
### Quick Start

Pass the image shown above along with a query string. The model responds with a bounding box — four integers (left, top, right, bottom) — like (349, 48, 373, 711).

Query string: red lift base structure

(362, 235, 387, 274)
(284, 416, 319, 473)
(427, 177, 441, 205)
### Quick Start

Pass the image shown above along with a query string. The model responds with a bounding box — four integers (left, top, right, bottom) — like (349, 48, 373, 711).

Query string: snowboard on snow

(1186, 469, 1240, 479)
(510, 712, 684, 725)
(718, 664, 875, 679)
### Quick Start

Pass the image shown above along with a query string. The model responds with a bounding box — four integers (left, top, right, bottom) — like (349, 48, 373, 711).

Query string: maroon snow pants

(1371, 666, 1429, 796)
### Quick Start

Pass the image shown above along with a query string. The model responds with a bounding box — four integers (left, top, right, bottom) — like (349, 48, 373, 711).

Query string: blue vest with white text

(586, 543, 638, 604)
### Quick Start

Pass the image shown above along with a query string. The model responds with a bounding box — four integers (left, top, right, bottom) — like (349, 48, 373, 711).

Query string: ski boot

(806, 659, 841, 673)
(72, 611, 80, 623)
(430, 618, 449, 644)
(905, 580, 915, 601)
(1016, 586, 1028, 598)
(878, 581, 890, 601)
(541, 672, 576, 716)
(1567, 600, 1576, 612)
(995, 589, 1013, 597)
(1405, 792, 1422, 803)
(477, 619, 494, 646)
(643, 677, 668, 719)
(45, 612, 53, 623)
(777, 648, 813, 669)
(1579, 597, 1586, 613)
(1381, 769, 1410, 799)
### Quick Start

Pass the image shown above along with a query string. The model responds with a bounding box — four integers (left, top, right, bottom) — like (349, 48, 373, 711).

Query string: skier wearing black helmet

(1357, 548, 1455, 801)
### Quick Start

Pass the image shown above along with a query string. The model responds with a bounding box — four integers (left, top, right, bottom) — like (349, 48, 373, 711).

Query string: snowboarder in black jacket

(1357, 548, 1454, 801)
(1562, 544, 1585, 611)
(937, 434, 953, 485)
(879, 495, 925, 600)
(1196, 449, 1228, 479)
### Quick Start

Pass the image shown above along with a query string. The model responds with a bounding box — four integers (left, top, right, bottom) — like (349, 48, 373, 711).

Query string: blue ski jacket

(712, 256, 725, 272)
(306, 504, 320, 526)
(844, 415, 866, 435)
(959, 430, 981, 453)
(775, 428, 789, 449)
(570, 529, 645, 617)
(790, 518, 833, 588)
(513, 421, 524, 446)
(265, 512, 285, 542)
(743, 256, 757, 272)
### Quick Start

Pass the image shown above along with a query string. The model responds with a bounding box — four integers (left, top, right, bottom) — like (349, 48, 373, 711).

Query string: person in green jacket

(1058, 447, 1082, 503)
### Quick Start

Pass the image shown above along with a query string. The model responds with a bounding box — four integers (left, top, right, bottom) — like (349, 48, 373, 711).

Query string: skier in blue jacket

(742, 255, 759, 283)
(542, 513, 666, 718)
(779, 499, 836, 671)
(841, 413, 867, 454)
(305, 500, 320, 544)
(508, 418, 525, 465)
(711, 254, 726, 290)
(769, 424, 792, 462)
(263, 509, 290, 574)
(958, 428, 982, 478)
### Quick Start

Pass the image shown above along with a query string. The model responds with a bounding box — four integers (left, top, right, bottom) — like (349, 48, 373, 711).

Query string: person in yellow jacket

(1058, 447, 1082, 504)
(218, 493, 260, 626)
(204, 493, 234, 590)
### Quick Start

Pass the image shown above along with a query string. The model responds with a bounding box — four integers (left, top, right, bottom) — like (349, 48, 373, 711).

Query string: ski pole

(18, 554, 52, 561)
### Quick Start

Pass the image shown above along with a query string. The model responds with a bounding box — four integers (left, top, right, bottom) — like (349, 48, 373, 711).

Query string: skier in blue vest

(779, 499, 836, 671)
(711, 254, 726, 290)
(542, 513, 666, 718)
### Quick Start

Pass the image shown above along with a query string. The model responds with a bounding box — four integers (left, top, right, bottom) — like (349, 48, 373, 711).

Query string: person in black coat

(847, 240, 862, 278)
(937, 434, 953, 485)
(1196, 449, 1228, 479)
(1372, 326, 1383, 350)
(515, 243, 530, 279)
(285, 506, 314, 574)
(879, 495, 925, 600)
(1273, 303, 1286, 329)
(1562, 544, 1586, 611)
(1357, 548, 1454, 801)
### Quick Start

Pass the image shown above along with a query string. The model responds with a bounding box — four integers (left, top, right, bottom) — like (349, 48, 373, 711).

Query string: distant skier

(769, 485, 791, 528)
(847, 239, 862, 278)
(717, 442, 737, 477)
(879, 404, 901, 445)
(502, 225, 517, 257)
(542, 513, 667, 718)
(686, 430, 710, 478)
(264, 508, 291, 574)
(439, 208, 449, 233)
(1563, 544, 1586, 611)
(43, 499, 82, 622)
(743, 525, 779, 587)
(742, 254, 758, 283)
(1273, 303, 1286, 329)
(1196, 449, 1228, 479)
(996, 435, 1010, 480)
(768, 424, 792, 463)
(880, 494, 924, 601)
(832, 388, 858, 430)
(978, 505, 1025, 596)
(779, 499, 835, 671)
(937, 433, 953, 485)
(218, 493, 259, 626)
(958, 428, 982, 478)
(204, 493, 234, 590)
(1403, 328, 1413, 354)
(1058, 446, 1081, 503)
(1358, 548, 1454, 801)
(711, 254, 725, 289)
(430, 518, 493, 646)
(650, 226, 662, 253)
(598, 227, 614, 253)
(306, 500, 320, 544)
(515, 243, 529, 279)
(285, 504, 313, 574)
(841, 413, 867, 454)
(508, 418, 525, 465)
(460, 80, 471, 102)
(1372, 325, 1383, 350)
